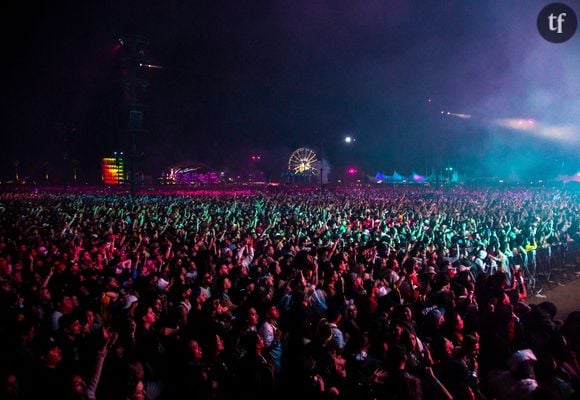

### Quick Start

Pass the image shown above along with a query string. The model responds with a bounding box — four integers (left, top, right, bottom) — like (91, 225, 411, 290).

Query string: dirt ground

(525, 272, 580, 321)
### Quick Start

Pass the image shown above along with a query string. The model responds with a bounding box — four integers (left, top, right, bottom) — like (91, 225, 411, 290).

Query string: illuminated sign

(102, 155, 126, 184)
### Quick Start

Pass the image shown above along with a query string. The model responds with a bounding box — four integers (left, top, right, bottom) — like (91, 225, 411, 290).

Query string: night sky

(2, 0, 579, 182)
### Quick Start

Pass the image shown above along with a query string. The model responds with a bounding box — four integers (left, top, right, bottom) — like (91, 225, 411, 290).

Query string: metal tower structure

(118, 34, 150, 198)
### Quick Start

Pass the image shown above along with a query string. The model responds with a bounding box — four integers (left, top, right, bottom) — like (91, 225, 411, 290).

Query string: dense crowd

(0, 186, 579, 399)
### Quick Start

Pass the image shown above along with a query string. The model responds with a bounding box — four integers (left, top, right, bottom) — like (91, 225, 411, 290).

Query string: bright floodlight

(345, 136, 355, 143)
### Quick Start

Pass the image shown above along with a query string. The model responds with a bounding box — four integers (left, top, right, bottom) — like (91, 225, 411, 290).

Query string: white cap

(123, 294, 139, 309)
(507, 349, 537, 371)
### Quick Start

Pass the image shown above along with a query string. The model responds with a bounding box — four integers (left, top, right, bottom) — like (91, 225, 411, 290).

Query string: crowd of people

(0, 186, 578, 399)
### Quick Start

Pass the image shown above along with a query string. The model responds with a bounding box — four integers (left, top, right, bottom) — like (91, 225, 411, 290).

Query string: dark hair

(135, 303, 152, 323)
(386, 344, 408, 370)
(536, 301, 557, 319)
(241, 331, 260, 354)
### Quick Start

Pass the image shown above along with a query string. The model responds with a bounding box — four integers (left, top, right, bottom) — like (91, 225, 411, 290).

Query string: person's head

(202, 272, 213, 287)
(70, 374, 87, 398)
(17, 319, 36, 343)
(242, 331, 265, 356)
(1, 373, 20, 399)
(386, 344, 408, 371)
(39, 286, 51, 302)
(401, 328, 418, 351)
(137, 305, 156, 327)
(123, 294, 139, 315)
(536, 301, 558, 320)
(180, 286, 193, 301)
(327, 307, 342, 323)
(192, 287, 206, 305)
(426, 307, 446, 329)
(431, 335, 455, 361)
(387, 258, 399, 271)
(352, 331, 371, 353)
(394, 305, 413, 323)
(460, 334, 479, 358)
(207, 333, 225, 356)
(152, 296, 164, 315)
(41, 340, 62, 367)
(83, 308, 96, 326)
(314, 318, 334, 345)
(105, 275, 120, 290)
(344, 301, 358, 320)
(217, 263, 229, 277)
(217, 276, 232, 292)
(390, 322, 406, 340)
(403, 258, 418, 275)
(127, 360, 145, 381)
(126, 379, 146, 400)
(187, 338, 203, 361)
(63, 314, 82, 337)
(444, 310, 464, 333)
(266, 305, 280, 321)
(57, 294, 75, 314)
(246, 307, 259, 328)
(507, 349, 537, 380)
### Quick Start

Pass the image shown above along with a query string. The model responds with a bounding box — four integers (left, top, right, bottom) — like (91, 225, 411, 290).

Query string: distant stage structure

(161, 163, 219, 184)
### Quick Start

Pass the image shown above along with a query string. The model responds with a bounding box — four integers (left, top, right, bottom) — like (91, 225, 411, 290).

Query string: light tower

(118, 34, 150, 198)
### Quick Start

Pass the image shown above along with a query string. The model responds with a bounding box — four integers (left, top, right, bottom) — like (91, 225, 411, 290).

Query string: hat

(426, 307, 446, 323)
(507, 349, 537, 371)
(123, 294, 139, 309)
(157, 277, 169, 291)
(421, 266, 436, 275)
(382, 289, 401, 308)
(377, 286, 390, 297)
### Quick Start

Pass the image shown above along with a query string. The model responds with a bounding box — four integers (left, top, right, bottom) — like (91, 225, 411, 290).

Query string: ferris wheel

(288, 147, 320, 176)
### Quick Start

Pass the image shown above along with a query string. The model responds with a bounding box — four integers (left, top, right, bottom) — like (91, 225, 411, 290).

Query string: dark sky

(2, 0, 579, 182)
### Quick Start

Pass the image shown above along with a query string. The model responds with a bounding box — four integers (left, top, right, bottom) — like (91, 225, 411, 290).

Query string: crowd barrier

(533, 242, 580, 293)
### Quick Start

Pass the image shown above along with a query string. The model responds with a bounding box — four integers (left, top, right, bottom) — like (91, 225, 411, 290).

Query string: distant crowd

(0, 186, 579, 399)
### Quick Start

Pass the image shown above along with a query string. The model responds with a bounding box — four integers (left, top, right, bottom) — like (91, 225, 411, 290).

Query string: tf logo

(537, 3, 577, 43)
